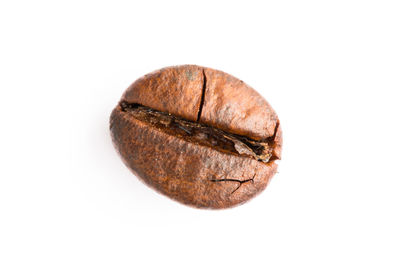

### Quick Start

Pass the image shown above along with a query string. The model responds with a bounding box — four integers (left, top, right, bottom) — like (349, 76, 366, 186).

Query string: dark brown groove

(119, 102, 275, 163)
(196, 69, 207, 122)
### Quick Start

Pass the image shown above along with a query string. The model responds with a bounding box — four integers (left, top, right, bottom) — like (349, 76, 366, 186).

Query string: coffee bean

(110, 65, 282, 209)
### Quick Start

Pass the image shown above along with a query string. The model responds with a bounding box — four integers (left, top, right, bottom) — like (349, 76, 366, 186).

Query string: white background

(1, 1, 399, 266)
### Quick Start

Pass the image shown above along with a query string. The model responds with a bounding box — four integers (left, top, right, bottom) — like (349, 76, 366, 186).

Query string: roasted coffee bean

(110, 65, 282, 209)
